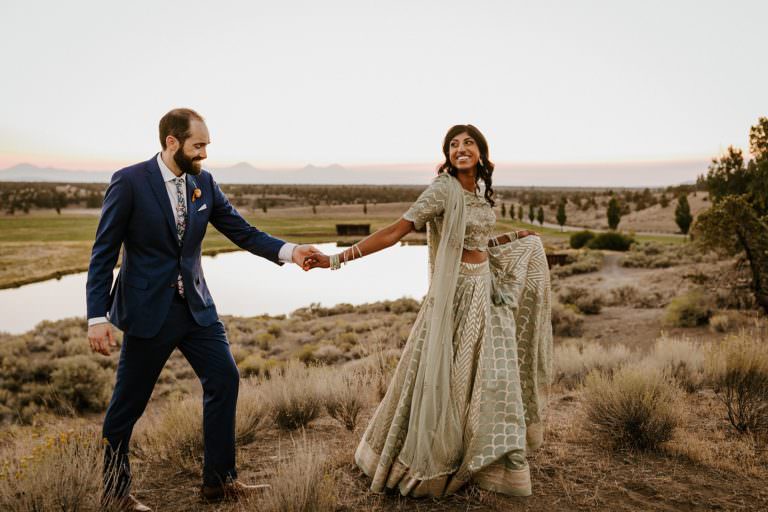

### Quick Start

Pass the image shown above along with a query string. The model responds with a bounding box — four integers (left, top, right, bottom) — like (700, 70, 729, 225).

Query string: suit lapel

(145, 156, 178, 243)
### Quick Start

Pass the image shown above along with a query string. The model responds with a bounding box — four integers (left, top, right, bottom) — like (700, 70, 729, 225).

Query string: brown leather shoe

(200, 480, 271, 502)
(102, 494, 152, 512)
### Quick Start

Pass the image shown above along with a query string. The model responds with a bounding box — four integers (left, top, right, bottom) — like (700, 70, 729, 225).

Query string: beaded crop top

(402, 173, 496, 251)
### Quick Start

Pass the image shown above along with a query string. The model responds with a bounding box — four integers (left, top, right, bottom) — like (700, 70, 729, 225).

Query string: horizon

(2, 1, 766, 180)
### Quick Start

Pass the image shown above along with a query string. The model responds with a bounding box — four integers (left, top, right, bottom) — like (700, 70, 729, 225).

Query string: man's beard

(174, 147, 203, 176)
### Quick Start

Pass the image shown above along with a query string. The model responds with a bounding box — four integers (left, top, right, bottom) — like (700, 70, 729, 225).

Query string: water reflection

(0, 243, 428, 334)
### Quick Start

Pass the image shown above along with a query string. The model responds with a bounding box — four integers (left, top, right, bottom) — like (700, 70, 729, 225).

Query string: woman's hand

(516, 229, 539, 239)
(303, 253, 330, 270)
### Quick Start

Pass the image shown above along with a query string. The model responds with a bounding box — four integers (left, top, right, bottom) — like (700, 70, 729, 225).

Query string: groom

(86, 108, 320, 510)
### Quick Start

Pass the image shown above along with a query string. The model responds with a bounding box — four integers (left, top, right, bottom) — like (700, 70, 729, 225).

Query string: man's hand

(88, 323, 116, 356)
(292, 244, 323, 271)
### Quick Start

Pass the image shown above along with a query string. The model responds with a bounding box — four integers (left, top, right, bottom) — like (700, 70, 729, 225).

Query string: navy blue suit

(86, 155, 286, 494)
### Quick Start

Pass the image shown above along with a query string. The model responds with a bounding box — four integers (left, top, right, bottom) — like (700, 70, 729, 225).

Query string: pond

(0, 243, 429, 334)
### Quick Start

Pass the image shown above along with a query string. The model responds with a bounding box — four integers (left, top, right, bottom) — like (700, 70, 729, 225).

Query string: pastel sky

(1, 0, 766, 183)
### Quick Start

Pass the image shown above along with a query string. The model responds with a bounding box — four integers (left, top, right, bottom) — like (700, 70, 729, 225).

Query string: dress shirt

(88, 154, 296, 326)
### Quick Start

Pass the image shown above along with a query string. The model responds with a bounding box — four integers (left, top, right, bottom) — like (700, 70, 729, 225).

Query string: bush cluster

(584, 365, 683, 451)
(559, 287, 604, 315)
(664, 289, 713, 327)
(570, 230, 596, 249)
(587, 232, 635, 251)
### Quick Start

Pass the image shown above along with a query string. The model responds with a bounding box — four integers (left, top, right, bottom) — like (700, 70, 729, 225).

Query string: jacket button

(169, 282, 175, 288)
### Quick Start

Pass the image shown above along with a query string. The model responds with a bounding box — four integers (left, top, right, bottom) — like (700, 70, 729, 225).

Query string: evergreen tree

(674, 194, 693, 235)
(536, 206, 544, 225)
(607, 197, 621, 230)
(501, 202, 506, 218)
(518, 205, 523, 220)
(528, 204, 535, 223)
(556, 199, 567, 231)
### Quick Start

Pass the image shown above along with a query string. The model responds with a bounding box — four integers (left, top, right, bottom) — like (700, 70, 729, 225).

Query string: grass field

(0, 208, 684, 289)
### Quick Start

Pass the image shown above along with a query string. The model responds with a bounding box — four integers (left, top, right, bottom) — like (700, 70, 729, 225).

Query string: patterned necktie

(173, 177, 187, 297)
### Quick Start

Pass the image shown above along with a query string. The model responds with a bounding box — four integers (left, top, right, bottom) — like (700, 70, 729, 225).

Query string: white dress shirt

(88, 154, 296, 326)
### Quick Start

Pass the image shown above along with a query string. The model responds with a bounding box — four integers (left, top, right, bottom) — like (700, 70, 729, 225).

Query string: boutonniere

(188, 176, 202, 203)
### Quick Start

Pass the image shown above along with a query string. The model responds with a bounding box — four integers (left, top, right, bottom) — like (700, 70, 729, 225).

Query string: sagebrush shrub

(584, 365, 683, 451)
(261, 362, 324, 430)
(323, 371, 366, 431)
(644, 335, 706, 392)
(0, 427, 103, 512)
(50, 355, 112, 413)
(706, 333, 768, 434)
(551, 302, 584, 337)
(664, 289, 712, 327)
(555, 342, 633, 389)
(260, 436, 337, 512)
(559, 287, 603, 315)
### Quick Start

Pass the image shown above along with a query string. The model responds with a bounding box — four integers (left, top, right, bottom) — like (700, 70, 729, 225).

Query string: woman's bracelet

(330, 253, 342, 270)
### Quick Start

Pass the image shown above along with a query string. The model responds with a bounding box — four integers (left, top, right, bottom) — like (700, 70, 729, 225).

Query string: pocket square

(197, 204, 208, 212)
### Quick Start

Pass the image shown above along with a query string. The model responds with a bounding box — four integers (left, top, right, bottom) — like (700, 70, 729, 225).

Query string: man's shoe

(103, 494, 152, 512)
(200, 480, 271, 502)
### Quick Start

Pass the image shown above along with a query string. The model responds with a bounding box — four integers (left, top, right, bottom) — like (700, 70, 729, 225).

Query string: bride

(303, 124, 552, 497)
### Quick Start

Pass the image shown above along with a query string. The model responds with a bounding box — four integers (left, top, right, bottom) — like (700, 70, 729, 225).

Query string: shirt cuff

(88, 317, 110, 326)
(279, 242, 298, 264)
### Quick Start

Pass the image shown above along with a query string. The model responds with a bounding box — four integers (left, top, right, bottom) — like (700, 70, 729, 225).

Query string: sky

(1, 0, 767, 185)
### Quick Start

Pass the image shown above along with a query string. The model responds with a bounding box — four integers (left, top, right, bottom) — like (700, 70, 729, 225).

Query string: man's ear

(166, 135, 179, 151)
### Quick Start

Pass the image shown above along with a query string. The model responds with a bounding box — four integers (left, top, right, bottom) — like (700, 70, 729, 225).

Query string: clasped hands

(292, 244, 329, 271)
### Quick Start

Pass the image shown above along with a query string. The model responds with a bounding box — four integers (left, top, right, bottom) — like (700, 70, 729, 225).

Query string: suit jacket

(86, 155, 285, 338)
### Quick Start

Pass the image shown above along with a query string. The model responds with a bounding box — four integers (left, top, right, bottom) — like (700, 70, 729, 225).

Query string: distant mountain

(0, 158, 710, 187)
(0, 163, 111, 182)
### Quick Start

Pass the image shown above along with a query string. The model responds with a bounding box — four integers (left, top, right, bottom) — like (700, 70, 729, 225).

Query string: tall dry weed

(258, 436, 337, 512)
(555, 341, 633, 389)
(261, 362, 324, 430)
(584, 365, 684, 451)
(138, 380, 267, 470)
(644, 335, 706, 392)
(706, 332, 768, 434)
(0, 427, 103, 512)
(323, 370, 366, 431)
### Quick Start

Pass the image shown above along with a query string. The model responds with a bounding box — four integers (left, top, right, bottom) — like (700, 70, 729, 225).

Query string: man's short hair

(158, 108, 205, 149)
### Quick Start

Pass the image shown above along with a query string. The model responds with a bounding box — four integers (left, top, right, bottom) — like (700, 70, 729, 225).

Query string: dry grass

(322, 370, 367, 431)
(0, 426, 103, 512)
(644, 335, 707, 392)
(261, 362, 325, 430)
(551, 302, 585, 337)
(583, 364, 684, 451)
(257, 435, 338, 512)
(559, 287, 604, 315)
(137, 380, 268, 471)
(706, 331, 768, 434)
(554, 341, 634, 389)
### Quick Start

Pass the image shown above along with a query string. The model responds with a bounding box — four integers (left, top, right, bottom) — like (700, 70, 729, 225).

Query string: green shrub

(50, 355, 111, 413)
(664, 289, 712, 327)
(570, 230, 596, 249)
(238, 355, 282, 379)
(587, 232, 634, 251)
(255, 332, 276, 350)
(706, 333, 768, 434)
(584, 365, 683, 451)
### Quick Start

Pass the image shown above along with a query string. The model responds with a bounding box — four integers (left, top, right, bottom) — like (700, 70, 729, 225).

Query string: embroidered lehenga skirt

(355, 236, 552, 498)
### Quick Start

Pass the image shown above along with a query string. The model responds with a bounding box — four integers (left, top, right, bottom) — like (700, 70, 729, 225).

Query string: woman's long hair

(437, 124, 495, 207)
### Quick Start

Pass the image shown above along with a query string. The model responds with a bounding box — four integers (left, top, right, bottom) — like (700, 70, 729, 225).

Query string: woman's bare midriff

(461, 249, 488, 263)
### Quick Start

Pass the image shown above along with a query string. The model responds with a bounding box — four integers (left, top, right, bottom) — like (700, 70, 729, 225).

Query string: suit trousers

(102, 293, 240, 495)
